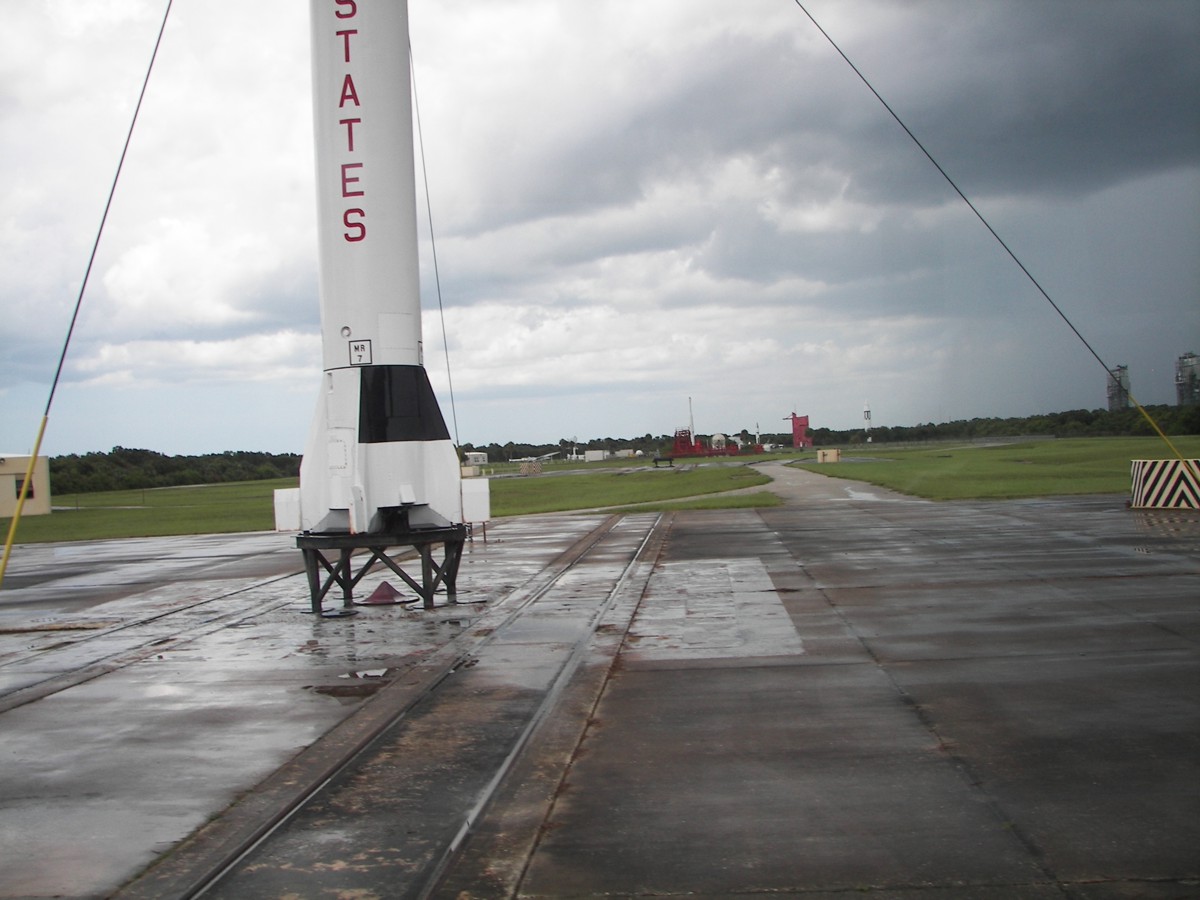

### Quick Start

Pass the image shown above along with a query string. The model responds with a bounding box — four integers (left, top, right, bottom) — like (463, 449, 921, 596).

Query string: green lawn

(5, 478, 294, 543)
(3, 465, 772, 543)
(4, 437, 1196, 543)
(488, 464, 772, 515)
(809, 436, 1200, 500)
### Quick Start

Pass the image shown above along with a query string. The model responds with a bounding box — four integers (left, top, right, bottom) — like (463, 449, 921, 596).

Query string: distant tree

(49, 448, 301, 494)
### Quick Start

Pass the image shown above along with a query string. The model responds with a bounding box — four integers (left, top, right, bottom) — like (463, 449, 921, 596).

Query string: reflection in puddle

(309, 668, 395, 704)
(844, 488, 890, 502)
(1130, 508, 1200, 552)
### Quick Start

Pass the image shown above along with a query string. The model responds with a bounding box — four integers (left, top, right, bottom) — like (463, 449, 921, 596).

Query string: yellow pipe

(1128, 395, 1200, 486)
(0, 415, 48, 591)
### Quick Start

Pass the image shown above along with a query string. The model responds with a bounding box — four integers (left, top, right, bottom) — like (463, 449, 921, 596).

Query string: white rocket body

(299, 0, 461, 534)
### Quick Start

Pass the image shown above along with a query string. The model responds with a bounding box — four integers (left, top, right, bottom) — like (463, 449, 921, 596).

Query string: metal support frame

(297, 525, 468, 617)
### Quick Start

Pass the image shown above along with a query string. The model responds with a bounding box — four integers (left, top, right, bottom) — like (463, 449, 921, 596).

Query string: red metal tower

(784, 413, 812, 449)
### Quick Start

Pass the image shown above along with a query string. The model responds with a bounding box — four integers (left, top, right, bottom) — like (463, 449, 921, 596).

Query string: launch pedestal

(297, 525, 468, 617)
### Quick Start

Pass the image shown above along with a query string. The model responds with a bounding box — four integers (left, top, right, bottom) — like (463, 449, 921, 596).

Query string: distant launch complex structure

(1107, 365, 1131, 412)
(1177, 352, 1199, 406)
(784, 413, 813, 449)
(1105, 353, 1199, 410)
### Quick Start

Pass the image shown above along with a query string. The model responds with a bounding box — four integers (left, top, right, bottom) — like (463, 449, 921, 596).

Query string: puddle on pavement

(844, 487, 901, 502)
(308, 668, 397, 704)
(1131, 508, 1200, 543)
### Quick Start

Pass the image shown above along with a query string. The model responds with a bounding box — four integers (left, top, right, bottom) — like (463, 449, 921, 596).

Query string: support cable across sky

(0, 0, 176, 590)
(793, 0, 1195, 473)
(411, 46, 461, 449)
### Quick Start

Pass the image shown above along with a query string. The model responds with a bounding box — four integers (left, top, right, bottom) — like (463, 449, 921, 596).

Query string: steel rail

(418, 513, 666, 898)
(113, 514, 634, 900)
(0, 570, 303, 714)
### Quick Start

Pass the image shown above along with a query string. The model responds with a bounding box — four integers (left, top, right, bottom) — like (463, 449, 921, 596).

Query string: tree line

(50, 447, 301, 495)
(819, 404, 1199, 446)
(48, 404, 1197, 493)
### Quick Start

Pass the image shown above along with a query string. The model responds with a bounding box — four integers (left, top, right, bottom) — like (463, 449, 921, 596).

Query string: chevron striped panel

(1130, 459, 1200, 509)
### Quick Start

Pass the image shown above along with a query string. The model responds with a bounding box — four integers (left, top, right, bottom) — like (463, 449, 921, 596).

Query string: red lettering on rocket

(341, 162, 364, 197)
(339, 74, 360, 108)
(339, 117, 361, 151)
(343, 209, 366, 242)
(331, 0, 364, 242)
(336, 29, 357, 62)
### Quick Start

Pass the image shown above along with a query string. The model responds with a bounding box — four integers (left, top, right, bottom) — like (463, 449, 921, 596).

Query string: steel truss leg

(299, 534, 468, 616)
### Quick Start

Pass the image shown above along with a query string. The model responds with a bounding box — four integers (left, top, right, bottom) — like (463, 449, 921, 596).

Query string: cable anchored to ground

(792, 0, 1194, 473)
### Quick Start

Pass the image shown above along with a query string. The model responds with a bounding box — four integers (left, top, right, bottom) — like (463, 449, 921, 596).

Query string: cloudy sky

(2, 0, 1197, 456)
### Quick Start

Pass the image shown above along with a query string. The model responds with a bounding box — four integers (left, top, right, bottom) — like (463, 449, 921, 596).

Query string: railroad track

(113, 511, 670, 900)
(0, 569, 305, 715)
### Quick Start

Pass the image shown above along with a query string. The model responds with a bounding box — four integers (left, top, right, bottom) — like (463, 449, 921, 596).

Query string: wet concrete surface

(0, 532, 303, 614)
(200, 515, 662, 900)
(445, 465, 1200, 898)
(0, 516, 611, 898)
(1, 463, 1197, 898)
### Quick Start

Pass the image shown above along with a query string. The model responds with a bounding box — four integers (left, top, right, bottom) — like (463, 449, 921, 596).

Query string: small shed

(1, 455, 52, 518)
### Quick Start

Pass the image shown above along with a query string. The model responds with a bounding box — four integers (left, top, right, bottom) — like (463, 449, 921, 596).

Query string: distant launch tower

(1107, 365, 1131, 411)
(1177, 352, 1199, 406)
(784, 412, 812, 449)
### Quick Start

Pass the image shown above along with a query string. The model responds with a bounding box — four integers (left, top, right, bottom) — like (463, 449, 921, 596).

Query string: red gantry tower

(784, 412, 812, 449)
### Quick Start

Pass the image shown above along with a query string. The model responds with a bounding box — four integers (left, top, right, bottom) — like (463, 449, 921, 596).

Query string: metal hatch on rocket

(298, 0, 461, 535)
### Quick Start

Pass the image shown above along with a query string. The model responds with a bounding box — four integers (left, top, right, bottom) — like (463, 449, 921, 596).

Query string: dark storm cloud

(462, 0, 1199, 236)
(849, 0, 1200, 199)
(3, 0, 1196, 454)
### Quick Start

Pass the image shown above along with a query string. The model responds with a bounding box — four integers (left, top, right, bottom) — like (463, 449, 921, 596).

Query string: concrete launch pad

(0, 462, 1197, 898)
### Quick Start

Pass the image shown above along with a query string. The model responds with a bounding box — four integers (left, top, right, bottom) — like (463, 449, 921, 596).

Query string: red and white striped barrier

(1129, 459, 1200, 509)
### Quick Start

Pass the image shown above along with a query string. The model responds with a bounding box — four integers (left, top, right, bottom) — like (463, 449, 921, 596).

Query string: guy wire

(2, 0, 175, 590)
(792, 0, 1193, 470)
(411, 46, 461, 448)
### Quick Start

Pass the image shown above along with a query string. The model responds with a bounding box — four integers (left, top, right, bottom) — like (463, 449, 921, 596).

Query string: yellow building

(1, 455, 51, 518)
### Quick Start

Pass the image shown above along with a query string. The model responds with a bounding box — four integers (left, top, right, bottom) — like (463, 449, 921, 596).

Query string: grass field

(3, 465, 771, 544)
(5, 478, 294, 543)
(3, 436, 1196, 543)
(811, 436, 1200, 500)
(488, 464, 771, 515)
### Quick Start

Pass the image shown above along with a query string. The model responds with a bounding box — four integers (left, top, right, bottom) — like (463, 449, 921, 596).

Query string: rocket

(298, 0, 461, 534)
